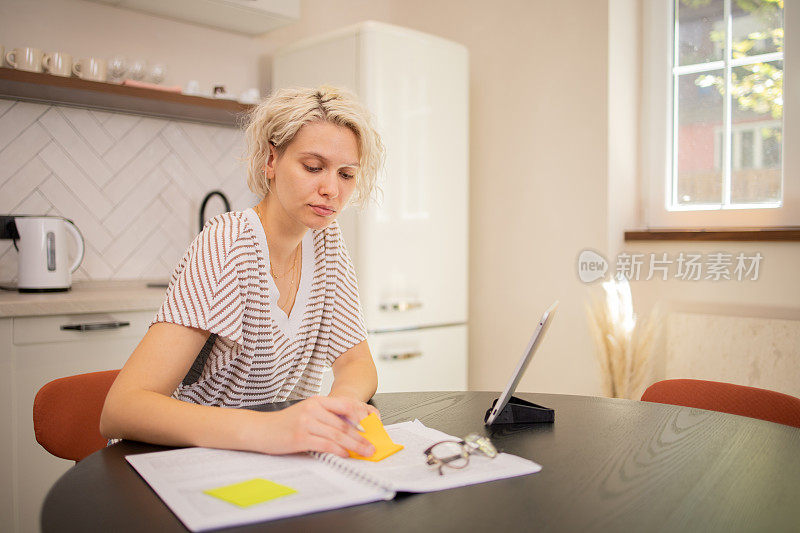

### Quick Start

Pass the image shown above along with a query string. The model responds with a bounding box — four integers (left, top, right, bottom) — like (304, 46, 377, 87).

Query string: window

(642, 0, 798, 227)
(673, 0, 783, 209)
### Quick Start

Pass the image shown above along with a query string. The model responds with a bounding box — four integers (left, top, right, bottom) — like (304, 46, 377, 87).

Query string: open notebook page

(319, 420, 542, 493)
(126, 447, 392, 532)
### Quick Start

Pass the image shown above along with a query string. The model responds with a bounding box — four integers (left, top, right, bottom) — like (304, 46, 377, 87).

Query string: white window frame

(642, 0, 799, 228)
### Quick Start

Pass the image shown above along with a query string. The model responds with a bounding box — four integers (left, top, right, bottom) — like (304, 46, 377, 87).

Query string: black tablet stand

(484, 395, 555, 425)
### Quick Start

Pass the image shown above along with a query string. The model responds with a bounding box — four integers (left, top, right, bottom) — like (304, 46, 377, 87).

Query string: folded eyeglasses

(423, 433, 498, 475)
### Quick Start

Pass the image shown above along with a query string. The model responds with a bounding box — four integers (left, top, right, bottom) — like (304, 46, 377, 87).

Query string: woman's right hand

(247, 396, 376, 457)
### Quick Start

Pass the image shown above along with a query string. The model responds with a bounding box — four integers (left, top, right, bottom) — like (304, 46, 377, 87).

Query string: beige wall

(260, 0, 800, 396)
(2, 0, 796, 397)
(254, 0, 612, 395)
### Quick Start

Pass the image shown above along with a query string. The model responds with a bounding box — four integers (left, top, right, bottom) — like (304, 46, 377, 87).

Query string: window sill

(624, 227, 800, 242)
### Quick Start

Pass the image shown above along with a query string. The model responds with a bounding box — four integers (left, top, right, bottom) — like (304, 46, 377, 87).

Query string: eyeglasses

(423, 433, 498, 476)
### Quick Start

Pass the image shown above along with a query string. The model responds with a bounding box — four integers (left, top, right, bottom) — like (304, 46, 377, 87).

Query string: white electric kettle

(13, 216, 85, 292)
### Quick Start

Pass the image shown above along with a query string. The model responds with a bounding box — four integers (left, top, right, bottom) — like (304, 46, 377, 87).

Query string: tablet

(484, 301, 558, 425)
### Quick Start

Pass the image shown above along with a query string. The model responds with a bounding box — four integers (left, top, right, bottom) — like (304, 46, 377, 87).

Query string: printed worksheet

(322, 420, 542, 493)
(127, 448, 392, 532)
(127, 420, 541, 532)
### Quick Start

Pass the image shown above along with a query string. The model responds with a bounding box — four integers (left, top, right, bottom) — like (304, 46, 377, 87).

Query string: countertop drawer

(12, 310, 154, 346)
(371, 324, 467, 393)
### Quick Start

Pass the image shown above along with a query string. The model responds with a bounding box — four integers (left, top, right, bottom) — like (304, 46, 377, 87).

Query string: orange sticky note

(347, 413, 404, 462)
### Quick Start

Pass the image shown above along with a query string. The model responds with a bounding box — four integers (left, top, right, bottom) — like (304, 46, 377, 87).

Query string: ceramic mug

(43, 52, 72, 77)
(73, 57, 107, 82)
(6, 47, 45, 73)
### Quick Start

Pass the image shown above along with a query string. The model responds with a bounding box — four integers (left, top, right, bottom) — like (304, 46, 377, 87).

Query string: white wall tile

(0, 250, 16, 282)
(0, 101, 47, 149)
(179, 122, 222, 162)
(89, 110, 115, 125)
(0, 122, 50, 185)
(0, 102, 248, 282)
(0, 157, 50, 212)
(13, 189, 53, 216)
(158, 151, 195, 194)
(38, 108, 112, 187)
(160, 123, 219, 189)
(212, 127, 242, 152)
(103, 116, 165, 172)
(113, 229, 170, 279)
(103, 167, 168, 236)
(103, 137, 170, 204)
(160, 246, 184, 274)
(78, 244, 114, 280)
(140, 257, 171, 280)
(39, 142, 113, 218)
(60, 107, 114, 155)
(102, 113, 139, 141)
(103, 199, 167, 268)
(0, 99, 15, 117)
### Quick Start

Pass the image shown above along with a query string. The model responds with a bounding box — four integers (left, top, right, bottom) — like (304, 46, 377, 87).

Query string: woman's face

(266, 121, 359, 231)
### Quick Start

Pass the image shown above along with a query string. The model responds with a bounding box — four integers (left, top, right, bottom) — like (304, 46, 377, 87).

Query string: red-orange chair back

(642, 379, 800, 429)
(33, 369, 120, 462)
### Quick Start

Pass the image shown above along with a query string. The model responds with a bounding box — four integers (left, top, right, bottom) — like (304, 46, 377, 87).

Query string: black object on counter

(0, 216, 19, 240)
(484, 395, 555, 424)
(198, 191, 231, 232)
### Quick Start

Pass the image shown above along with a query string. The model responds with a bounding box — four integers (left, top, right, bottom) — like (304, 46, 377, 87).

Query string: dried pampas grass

(586, 277, 661, 399)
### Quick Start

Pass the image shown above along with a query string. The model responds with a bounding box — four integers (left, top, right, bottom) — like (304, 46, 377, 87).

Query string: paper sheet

(126, 448, 392, 532)
(326, 420, 542, 493)
(126, 421, 541, 531)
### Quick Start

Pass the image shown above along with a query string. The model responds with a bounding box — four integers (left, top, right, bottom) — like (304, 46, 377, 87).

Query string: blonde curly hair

(244, 85, 384, 206)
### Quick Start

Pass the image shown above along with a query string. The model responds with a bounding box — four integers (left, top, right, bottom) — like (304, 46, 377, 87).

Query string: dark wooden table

(42, 392, 800, 532)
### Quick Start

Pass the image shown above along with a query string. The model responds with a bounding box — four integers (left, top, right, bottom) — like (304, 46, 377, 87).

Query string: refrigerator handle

(379, 350, 423, 361)
(379, 300, 423, 312)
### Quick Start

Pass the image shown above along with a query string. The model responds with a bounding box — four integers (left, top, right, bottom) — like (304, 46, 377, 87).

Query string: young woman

(100, 86, 384, 458)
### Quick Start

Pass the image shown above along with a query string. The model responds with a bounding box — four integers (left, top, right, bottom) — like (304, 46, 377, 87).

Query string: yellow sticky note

(204, 478, 297, 508)
(348, 412, 404, 462)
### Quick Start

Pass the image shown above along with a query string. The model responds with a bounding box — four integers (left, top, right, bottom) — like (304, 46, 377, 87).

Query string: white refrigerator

(273, 21, 468, 392)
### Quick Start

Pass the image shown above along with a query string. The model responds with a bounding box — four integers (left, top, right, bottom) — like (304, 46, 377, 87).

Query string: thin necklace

(254, 203, 302, 284)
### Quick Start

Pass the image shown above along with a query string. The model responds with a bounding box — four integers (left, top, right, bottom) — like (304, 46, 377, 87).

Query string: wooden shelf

(0, 67, 253, 127)
(624, 227, 800, 242)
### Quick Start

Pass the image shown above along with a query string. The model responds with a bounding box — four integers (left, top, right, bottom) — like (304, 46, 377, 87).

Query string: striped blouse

(153, 208, 367, 407)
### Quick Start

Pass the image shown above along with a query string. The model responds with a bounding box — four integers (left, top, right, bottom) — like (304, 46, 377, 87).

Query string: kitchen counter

(0, 280, 167, 318)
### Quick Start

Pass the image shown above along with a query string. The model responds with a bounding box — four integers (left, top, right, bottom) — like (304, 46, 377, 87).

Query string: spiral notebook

(126, 419, 541, 532)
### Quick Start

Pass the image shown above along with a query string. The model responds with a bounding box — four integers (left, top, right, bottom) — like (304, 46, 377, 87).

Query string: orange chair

(33, 369, 120, 462)
(642, 379, 800, 429)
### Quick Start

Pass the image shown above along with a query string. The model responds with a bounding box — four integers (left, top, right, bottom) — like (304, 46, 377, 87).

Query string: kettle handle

(63, 219, 85, 273)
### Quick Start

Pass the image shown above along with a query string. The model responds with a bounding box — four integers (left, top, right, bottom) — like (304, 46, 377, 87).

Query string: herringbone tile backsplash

(0, 100, 258, 282)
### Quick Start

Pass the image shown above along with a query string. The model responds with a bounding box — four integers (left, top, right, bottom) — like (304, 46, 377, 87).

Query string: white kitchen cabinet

(370, 325, 467, 393)
(0, 319, 14, 532)
(2, 310, 154, 533)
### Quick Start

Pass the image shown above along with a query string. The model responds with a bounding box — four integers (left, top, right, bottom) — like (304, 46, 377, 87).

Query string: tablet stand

(484, 395, 555, 425)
